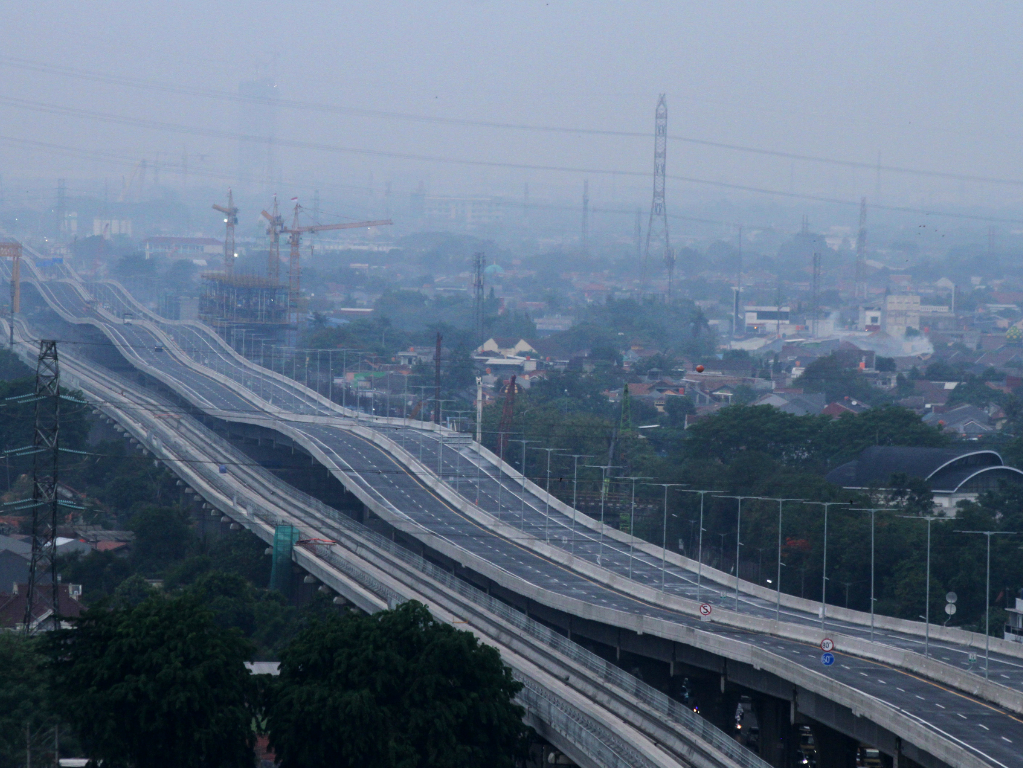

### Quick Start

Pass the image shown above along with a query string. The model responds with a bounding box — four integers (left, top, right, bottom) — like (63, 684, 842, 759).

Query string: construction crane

(212, 189, 238, 276)
(260, 196, 285, 282)
(281, 201, 391, 323)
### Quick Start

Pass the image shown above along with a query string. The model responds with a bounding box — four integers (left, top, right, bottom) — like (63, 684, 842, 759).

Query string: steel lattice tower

(855, 198, 867, 300)
(23, 340, 60, 632)
(642, 95, 670, 293)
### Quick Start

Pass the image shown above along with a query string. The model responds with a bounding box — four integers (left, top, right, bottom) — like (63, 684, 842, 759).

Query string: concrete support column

(755, 697, 789, 767)
(810, 724, 858, 768)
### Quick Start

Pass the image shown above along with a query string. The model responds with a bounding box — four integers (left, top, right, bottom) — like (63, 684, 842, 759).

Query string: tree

(266, 601, 528, 768)
(47, 594, 257, 768)
(129, 505, 195, 574)
(0, 634, 53, 768)
(799, 353, 879, 404)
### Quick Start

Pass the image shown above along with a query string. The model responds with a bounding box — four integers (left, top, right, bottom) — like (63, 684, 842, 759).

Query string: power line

(0, 55, 1018, 186)
(1, 96, 1018, 224)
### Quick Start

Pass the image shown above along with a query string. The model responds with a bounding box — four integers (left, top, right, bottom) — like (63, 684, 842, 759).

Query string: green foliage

(47, 594, 257, 768)
(266, 601, 528, 768)
(662, 394, 695, 427)
(683, 404, 947, 470)
(0, 634, 54, 768)
(947, 375, 1003, 408)
(129, 506, 196, 574)
(799, 353, 882, 404)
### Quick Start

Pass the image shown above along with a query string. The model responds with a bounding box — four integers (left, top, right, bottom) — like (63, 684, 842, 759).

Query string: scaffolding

(199, 272, 289, 327)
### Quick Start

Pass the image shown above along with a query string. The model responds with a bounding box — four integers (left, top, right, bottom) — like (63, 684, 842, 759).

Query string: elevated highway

(5, 254, 1021, 768)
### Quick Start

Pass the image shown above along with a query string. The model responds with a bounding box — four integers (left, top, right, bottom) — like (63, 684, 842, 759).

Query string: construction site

(198, 190, 391, 333)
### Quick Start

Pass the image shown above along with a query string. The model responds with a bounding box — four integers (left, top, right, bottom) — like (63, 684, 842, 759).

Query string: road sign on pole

(820, 638, 834, 652)
(821, 652, 835, 666)
(699, 603, 712, 621)
(944, 603, 956, 616)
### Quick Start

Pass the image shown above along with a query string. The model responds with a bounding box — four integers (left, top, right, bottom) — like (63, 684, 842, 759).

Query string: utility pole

(23, 340, 61, 633)
(56, 179, 66, 243)
(472, 252, 486, 341)
(433, 332, 442, 424)
(641, 95, 670, 295)
(475, 377, 483, 443)
(855, 198, 867, 301)
(811, 251, 822, 338)
(581, 180, 589, 257)
(734, 225, 743, 336)
(634, 209, 642, 276)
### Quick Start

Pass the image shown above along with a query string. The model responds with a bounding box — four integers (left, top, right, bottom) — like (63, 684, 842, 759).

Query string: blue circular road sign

(821, 652, 835, 666)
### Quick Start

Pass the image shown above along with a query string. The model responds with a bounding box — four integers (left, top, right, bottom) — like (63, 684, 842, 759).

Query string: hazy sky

(3, 0, 1021, 215)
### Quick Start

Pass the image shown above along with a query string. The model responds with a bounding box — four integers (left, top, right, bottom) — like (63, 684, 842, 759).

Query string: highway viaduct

(2, 252, 1021, 768)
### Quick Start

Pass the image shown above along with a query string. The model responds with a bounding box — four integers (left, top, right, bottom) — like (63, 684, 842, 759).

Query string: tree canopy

(46, 594, 257, 768)
(265, 601, 528, 768)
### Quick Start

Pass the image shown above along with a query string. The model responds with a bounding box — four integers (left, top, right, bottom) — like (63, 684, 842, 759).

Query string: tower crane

(260, 196, 285, 282)
(281, 201, 391, 323)
(212, 189, 238, 275)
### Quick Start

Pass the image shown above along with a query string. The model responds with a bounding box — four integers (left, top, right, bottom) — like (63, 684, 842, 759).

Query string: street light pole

(617, 476, 651, 580)
(759, 498, 804, 624)
(804, 500, 852, 631)
(529, 447, 566, 544)
(644, 483, 688, 590)
(675, 489, 717, 604)
(953, 529, 1014, 679)
(717, 495, 760, 611)
(585, 464, 621, 566)
(851, 507, 890, 642)
(509, 439, 540, 531)
(901, 513, 947, 658)
(567, 454, 594, 555)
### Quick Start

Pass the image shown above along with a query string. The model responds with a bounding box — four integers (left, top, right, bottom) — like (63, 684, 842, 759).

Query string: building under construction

(198, 272, 288, 328)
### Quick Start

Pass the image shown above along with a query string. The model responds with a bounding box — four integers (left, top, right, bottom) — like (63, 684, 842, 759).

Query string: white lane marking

(978, 724, 989, 731)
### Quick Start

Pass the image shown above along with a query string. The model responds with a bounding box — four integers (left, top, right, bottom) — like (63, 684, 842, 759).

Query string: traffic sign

(969, 652, 977, 664)
(821, 652, 835, 666)
(699, 603, 712, 621)
(820, 638, 835, 652)
(944, 603, 956, 616)
(946, 591, 957, 604)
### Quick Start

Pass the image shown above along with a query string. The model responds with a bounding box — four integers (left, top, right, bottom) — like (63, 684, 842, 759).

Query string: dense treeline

(1, 599, 527, 768)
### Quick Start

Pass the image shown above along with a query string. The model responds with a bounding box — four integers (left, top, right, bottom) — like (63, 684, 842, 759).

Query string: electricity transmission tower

(642, 95, 670, 295)
(23, 340, 61, 633)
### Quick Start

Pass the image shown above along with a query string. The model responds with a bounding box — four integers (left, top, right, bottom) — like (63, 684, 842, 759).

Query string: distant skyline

(2, 1, 1021, 220)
